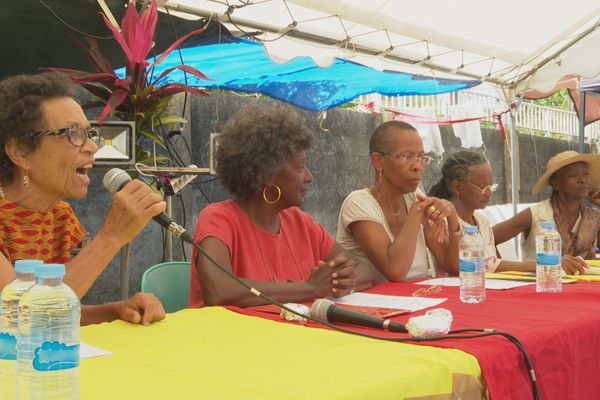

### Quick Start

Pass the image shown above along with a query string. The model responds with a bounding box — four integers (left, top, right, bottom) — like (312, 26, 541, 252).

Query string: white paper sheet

(334, 292, 446, 311)
(585, 266, 600, 275)
(80, 343, 112, 359)
(416, 277, 534, 290)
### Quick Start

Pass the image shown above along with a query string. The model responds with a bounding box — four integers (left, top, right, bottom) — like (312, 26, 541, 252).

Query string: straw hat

(532, 151, 600, 195)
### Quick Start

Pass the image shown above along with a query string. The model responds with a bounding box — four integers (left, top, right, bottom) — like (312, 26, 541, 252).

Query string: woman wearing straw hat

(493, 150, 600, 275)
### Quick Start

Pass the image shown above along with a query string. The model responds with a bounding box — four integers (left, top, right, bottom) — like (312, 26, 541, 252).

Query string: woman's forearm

(385, 212, 422, 281)
(202, 279, 322, 307)
(80, 303, 120, 326)
(64, 230, 124, 298)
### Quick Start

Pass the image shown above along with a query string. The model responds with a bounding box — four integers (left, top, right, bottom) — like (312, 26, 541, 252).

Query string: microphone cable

(189, 238, 541, 400)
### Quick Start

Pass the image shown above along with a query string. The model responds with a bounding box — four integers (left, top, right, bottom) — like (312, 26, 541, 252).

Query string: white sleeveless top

(336, 188, 432, 283)
(459, 211, 500, 272)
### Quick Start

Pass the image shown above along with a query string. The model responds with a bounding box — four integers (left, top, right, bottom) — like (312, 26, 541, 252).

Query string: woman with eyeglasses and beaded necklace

(190, 102, 375, 307)
(429, 150, 535, 272)
(0, 73, 166, 325)
(336, 121, 460, 283)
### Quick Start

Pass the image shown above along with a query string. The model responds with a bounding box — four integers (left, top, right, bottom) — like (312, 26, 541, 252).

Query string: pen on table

(381, 310, 409, 318)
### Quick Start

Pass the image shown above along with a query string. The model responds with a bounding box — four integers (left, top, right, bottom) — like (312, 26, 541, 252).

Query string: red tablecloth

(230, 281, 600, 400)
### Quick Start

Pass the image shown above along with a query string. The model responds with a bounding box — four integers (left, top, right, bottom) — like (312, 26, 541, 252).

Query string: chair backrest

(479, 203, 536, 261)
(141, 261, 191, 313)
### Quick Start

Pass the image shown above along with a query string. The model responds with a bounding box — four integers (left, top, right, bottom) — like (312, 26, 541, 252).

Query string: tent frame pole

(501, 87, 521, 257)
(579, 90, 586, 153)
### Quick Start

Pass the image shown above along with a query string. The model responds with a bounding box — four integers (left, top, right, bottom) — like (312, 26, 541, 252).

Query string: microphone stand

(165, 196, 173, 261)
(135, 165, 210, 261)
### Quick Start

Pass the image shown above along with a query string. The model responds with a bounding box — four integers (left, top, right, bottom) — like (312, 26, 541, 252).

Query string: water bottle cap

(541, 221, 555, 230)
(14, 259, 43, 273)
(35, 263, 66, 278)
(464, 225, 478, 233)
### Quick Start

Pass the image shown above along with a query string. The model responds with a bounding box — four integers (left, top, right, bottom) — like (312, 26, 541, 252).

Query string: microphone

(311, 299, 407, 333)
(102, 168, 194, 244)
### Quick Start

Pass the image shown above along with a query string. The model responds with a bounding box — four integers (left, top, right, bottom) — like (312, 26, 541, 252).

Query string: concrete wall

(72, 92, 580, 304)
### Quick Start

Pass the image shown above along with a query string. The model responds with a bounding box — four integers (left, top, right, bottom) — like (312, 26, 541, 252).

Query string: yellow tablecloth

(81, 308, 482, 400)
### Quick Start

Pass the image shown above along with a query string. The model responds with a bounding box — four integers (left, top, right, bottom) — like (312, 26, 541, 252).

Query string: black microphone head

(103, 168, 132, 194)
(311, 298, 335, 320)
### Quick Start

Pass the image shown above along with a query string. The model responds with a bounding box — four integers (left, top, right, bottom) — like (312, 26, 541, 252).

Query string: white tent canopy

(158, 0, 600, 214)
(161, 0, 600, 95)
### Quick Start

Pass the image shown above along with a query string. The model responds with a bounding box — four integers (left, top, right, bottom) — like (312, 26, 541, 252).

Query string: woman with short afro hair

(190, 102, 374, 307)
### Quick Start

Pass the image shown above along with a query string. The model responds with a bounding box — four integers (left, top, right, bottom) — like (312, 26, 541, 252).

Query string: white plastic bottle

(0, 260, 42, 399)
(17, 264, 80, 400)
(536, 221, 562, 293)
(459, 225, 486, 303)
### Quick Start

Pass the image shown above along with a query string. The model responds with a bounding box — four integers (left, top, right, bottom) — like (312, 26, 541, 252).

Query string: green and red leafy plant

(44, 0, 210, 163)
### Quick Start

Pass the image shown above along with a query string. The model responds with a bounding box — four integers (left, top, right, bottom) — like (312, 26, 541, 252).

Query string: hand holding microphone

(100, 169, 167, 246)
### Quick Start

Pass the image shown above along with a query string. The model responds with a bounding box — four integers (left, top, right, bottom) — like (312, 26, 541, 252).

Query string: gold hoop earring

(262, 185, 282, 205)
(23, 168, 30, 188)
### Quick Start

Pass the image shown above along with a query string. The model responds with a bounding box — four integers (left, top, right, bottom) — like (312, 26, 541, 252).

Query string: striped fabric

(0, 198, 86, 265)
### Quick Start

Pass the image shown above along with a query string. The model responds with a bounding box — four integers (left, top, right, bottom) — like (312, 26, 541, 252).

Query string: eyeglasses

(380, 152, 433, 166)
(27, 124, 101, 148)
(465, 181, 498, 195)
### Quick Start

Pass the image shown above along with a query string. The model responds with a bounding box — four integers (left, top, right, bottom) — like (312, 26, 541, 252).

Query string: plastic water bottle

(0, 260, 42, 399)
(17, 264, 80, 400)
(536, 221, 562, 293)
(459, 226, 486, 303)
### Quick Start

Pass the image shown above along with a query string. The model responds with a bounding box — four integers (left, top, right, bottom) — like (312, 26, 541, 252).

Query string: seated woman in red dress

(190, 103, 375, 307)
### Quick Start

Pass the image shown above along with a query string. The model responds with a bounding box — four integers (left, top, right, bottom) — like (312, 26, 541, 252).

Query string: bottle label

(536, 253, 560, 266)
(459, 259, 483, 272)
(0, 331, 17, 360)
(33, 340, 79, 371)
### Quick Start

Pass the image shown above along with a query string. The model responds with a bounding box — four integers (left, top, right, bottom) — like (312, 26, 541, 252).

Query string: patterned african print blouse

(0, 198, 86, 265)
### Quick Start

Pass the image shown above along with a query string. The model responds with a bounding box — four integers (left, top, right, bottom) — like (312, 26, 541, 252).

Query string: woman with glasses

(336, 121, 460, 283)
(429, 150, 534, 272)
(0, 73, 166, 325)
(493, 151, 600, 275)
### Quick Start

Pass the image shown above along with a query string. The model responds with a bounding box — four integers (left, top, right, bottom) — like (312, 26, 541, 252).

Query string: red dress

(189, 200, 334, 307)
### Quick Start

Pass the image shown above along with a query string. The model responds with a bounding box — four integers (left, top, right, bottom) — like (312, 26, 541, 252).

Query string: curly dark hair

(369, 120, 416, 154)
(428, 150, 488, 199)
(216, 102, 314, 198)
(0, 73, 75, 183)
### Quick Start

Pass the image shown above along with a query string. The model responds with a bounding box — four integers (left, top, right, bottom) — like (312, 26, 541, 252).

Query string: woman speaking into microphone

(0, 72, 166, 325)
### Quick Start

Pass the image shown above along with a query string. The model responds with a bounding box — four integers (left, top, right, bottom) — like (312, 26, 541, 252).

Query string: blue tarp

(136, 37, 480, 112)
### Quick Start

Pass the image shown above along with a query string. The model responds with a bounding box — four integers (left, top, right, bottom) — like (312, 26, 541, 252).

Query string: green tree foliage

(528, 89, 570, 110)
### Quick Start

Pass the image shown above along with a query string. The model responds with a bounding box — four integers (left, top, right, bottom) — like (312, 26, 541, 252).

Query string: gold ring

(427, 205, 437, 214)
(574, 271, 581, 276)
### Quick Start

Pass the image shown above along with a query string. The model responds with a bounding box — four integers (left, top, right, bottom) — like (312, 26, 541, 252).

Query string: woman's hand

(414, 194, 458, 243)
(116, 292, 166, 326)
(561, 255, 589, 275)
(307, 257, 357, 298)
(100, 180, 167, 246)
(588, 187, 600, 207)
(329, 256, 358, 297)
